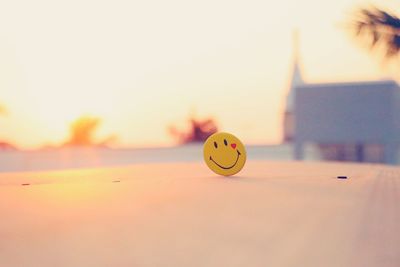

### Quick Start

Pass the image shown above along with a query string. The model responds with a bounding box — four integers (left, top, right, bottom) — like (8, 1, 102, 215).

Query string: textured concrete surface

(0, 161, 399, 267)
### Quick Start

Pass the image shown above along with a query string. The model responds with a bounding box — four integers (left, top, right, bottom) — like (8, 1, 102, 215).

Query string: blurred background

(0, 0, 399, 172)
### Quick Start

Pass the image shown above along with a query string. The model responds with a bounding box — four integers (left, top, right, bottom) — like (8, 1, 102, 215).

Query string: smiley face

(203, 132, 246, 176)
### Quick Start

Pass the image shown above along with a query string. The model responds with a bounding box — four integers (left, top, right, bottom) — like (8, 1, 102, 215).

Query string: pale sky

(0, 0, 398, 149)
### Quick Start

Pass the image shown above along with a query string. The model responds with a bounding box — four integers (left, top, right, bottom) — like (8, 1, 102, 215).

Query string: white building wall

(293, 80, 400, 164)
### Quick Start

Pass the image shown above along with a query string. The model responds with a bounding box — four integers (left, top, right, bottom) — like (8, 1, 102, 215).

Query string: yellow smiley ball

(203, 132, 247, 176)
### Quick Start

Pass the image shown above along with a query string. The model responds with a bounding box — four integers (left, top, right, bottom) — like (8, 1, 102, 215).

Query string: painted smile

(209, 150, 241, 169)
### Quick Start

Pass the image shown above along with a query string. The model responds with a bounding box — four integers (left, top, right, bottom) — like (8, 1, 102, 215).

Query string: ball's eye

(214, 141, 218, 148)
(224, 139, 228, 146)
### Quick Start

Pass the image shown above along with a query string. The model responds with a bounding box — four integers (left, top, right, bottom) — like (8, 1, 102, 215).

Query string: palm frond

(353, 7, 400, 60)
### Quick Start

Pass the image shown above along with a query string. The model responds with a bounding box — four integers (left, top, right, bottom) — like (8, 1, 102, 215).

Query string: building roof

(296, 79, 398, 89)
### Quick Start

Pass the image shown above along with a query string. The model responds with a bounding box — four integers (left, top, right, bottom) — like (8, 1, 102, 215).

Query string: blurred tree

(170, 117, 218, 144)
(65, 116, 115, 147)
(353, 7, 400, 59)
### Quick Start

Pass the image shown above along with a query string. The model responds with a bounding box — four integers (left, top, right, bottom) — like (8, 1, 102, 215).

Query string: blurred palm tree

(353, 7, 400, 59)
(169, 116, 218, 144)
(65, 116, 116, 147)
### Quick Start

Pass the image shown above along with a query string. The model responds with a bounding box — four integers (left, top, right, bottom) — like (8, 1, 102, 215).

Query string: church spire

(285, 30, 304, 112)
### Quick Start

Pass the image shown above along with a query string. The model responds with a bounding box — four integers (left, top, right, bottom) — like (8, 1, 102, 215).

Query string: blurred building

(293, 80, 400, 164)
(283, 42, 400, 164)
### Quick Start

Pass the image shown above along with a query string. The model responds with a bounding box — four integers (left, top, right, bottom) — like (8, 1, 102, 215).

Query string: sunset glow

(0, 0, 398, 149)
